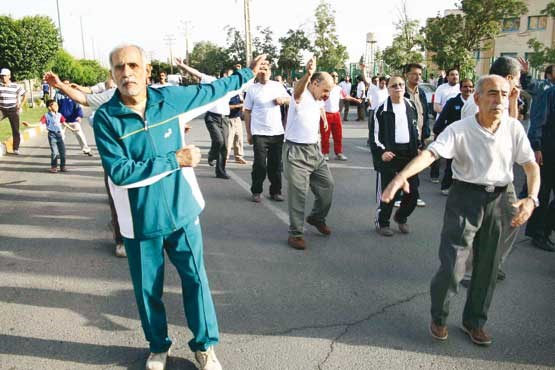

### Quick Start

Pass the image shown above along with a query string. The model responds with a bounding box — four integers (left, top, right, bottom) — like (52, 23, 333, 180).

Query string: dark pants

(367, 109, 375, 145)
(340, 100, 350, 121)
(376, 153, 419, 227)
(47, 131, 66, 168)
(441, 159, 453, 190)
(431, 181, 507, 329)
(430, 159, 440, 179)
(251, 134, 283, 195)
(1, 107, 21, 151)
(204, 112, 229, 177)
(526, 153, 555, 239)
(104, 173, 123, 244)
(357, 102, 366, 121)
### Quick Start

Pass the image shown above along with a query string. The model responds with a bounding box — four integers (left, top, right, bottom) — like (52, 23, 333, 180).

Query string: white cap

(0, 68, 11, 76)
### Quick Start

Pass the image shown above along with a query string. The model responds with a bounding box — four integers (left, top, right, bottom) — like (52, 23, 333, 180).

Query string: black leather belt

(206, 111, 228, 118)
(454, 180, 507, 193)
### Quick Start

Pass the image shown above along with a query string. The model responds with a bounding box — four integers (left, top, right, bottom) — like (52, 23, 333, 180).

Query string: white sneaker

(441, 189, 449, 196)
(323, 155, 329, 161)
(195, 347, 222, 370)
(12, 149, 20, 155)
(417, 198, 427, 207)
(335, 153, 348, 161)
(146, 350, 169, 370)
(393, 200, 401, 208)
(115, 243, 127, 258)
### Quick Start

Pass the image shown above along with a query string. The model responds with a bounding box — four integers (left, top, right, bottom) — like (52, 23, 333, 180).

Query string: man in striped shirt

(0, 68, 25, 154)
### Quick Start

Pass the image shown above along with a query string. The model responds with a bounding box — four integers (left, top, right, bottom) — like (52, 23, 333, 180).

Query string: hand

(274, 97, 285, 106)
(510, 198, 536, 227)
(535, 150, 543, 166)
(381, 151, 396, 162)
(359, 63, 366, 70)
(323, 121, 328, 131)
(176, 145, 201, 167)
(44, 71, 62, 88)
(381, 174, 410, 203)
(174, 57, 185, 67)
(250, 54, 267, 75)
(247, 133, 253, 145)
(21, 121, 30, 127)
(306, 57, 316, 75)
(509, 85, 520, 101)
(518, 57, 529, 74)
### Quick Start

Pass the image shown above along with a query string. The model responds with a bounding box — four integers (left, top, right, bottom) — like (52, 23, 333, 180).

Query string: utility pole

(163, 35, 176, 74)
(244, 0, 252, 65)
(80, 15, 86, 59)
(56, 0, 63, 48)
(180, 20, 192, 65)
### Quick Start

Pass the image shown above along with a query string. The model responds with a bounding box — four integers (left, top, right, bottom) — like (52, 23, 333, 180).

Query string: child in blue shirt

(39, 99, 76, 173)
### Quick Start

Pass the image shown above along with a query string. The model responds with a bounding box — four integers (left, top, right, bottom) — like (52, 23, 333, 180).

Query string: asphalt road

(0, 113, 554, 370)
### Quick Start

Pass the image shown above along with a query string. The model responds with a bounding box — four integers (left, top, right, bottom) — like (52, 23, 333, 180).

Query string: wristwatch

(527, 195, 540, 208)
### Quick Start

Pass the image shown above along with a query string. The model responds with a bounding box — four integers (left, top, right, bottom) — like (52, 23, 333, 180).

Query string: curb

(0, 124, 46, 157)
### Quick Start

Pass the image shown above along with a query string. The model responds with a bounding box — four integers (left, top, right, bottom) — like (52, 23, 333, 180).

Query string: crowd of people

(0, 45, 553, 370)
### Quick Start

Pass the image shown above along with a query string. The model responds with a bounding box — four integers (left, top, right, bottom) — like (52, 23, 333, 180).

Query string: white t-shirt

(428, 115, 535, 186)
(87, 88, 116, 110)
(356, 81, 367, 99)
(368, 85, 388, 110)
(285, 90, 324, 144)
(323, 85, 346, 113)
(200, 74, 230, 115)
(244, 80, 289, 135)
(392, 102, 410, 144)
(435, 83, 461, 110)
(90, 82, 108, 94)
(338, 81, 351, 97)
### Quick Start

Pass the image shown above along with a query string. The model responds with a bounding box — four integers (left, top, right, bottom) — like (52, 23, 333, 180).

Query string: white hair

(108, 44, 149, 71)
(474, 74, 509, 95)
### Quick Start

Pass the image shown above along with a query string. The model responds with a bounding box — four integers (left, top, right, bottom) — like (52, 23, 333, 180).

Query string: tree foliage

(382, 2, 424, 73)
(313, 1, 349, 71)
(527, 1, 555, 69)
(423, 0, 527, 74)
(253, 26, 278, 63)
(189, 41, 231, 77)
(278, 29, 312, 78)
(225, 26, 246, 67)
(0, 15, 60, 80)
(47, 50, 108, 85)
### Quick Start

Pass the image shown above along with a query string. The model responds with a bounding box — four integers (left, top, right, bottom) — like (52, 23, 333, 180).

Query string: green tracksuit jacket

(93, 68, 254, 239)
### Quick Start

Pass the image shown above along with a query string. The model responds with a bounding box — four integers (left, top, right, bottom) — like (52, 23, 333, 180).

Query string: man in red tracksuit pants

(320, 72, 361, 161)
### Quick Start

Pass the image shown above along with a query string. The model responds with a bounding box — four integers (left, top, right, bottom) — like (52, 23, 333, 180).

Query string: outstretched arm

(44, 71, 88, 106)
(294, 57, 316, 102)
(174, 58, 204, 80)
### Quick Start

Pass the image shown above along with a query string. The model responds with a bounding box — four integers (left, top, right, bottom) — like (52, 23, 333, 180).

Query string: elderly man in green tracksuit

(93, 44, 265, 370)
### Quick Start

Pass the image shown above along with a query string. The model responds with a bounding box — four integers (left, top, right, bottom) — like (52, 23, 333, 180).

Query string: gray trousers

(464, 183, 518, 278)
(430, 181, 510, 329)
(283, 141, 334, 237)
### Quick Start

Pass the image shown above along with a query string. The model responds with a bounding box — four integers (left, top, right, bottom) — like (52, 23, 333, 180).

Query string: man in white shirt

(320, 72, 361, 161)
(431, 68, 461, 182)
(244, 61, 290, 202)
(356, 76, 367, 121)
(284, 58, 335, 250)
(381, 75, 540, 347)
(366, 76, 388, 146)
(338, 76, 352, 121)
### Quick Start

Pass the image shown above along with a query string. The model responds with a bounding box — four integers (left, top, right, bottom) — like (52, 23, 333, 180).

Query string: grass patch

(0, 106, 47, 142)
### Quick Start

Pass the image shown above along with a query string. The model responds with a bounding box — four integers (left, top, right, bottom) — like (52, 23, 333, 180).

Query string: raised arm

(174, 58, 204, 80)
(44, 72, 88, 106)
(294, 57, 316, 102)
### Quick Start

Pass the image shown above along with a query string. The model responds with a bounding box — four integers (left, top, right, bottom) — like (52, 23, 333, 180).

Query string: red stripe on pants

(319, 111, 343, 155)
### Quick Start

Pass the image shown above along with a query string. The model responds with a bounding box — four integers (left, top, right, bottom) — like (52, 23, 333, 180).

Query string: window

(473, 49, 480, 60)
(502, 17, 520, 32)
(500, 52, 518, 58)
(524, 52, 537, 61)
(528, 16, 547, 30)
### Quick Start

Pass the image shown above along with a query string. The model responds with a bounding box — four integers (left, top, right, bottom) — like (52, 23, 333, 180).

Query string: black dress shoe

(216, 173, 230, 179)
(532, 237, 555, 252)
(208, 160, 215, 166)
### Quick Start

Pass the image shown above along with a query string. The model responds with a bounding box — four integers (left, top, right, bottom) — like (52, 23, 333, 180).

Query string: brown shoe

(430, 321, 448, 341)
(288, 236, 306, 250)
(376, 226, 394, 237)
(394, 212, 410, 233)
(235, 157, 248, 164)
(60, 167, 68, 172)
(461, 324, 492, 346)
(251, 193, 262, 203)
(49, 167, 58, 173)
(306, 216, 331, 235)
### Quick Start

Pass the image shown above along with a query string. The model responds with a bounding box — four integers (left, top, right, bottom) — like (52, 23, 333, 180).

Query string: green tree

(225, 26, 246, 67)
(382, 1, 424, 73)
(253, 26, 278, 63)
(47, 50, 81, 81)
(313, 1, 348, 71)
(278, 29, 312, 79)
(0, 15, 60, 80)
(527, 1, 555, 69)
(77, 59, 109, 85)
(423, 0, 527, 75)
(189, 41, 231, 77)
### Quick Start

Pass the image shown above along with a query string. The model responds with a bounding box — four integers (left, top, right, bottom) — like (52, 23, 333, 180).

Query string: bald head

(308, 72, 334, 100)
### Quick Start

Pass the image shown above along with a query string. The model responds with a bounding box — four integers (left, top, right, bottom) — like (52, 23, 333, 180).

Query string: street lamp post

(244, 0, 252, 65)
(56, 0, 63, 47)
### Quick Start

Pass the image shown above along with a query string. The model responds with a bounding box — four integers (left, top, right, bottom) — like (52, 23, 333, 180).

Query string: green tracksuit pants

(123, 218, 219, 353)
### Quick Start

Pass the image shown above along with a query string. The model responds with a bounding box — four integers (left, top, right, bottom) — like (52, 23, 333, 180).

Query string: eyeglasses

(388, 83, 405, 88)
